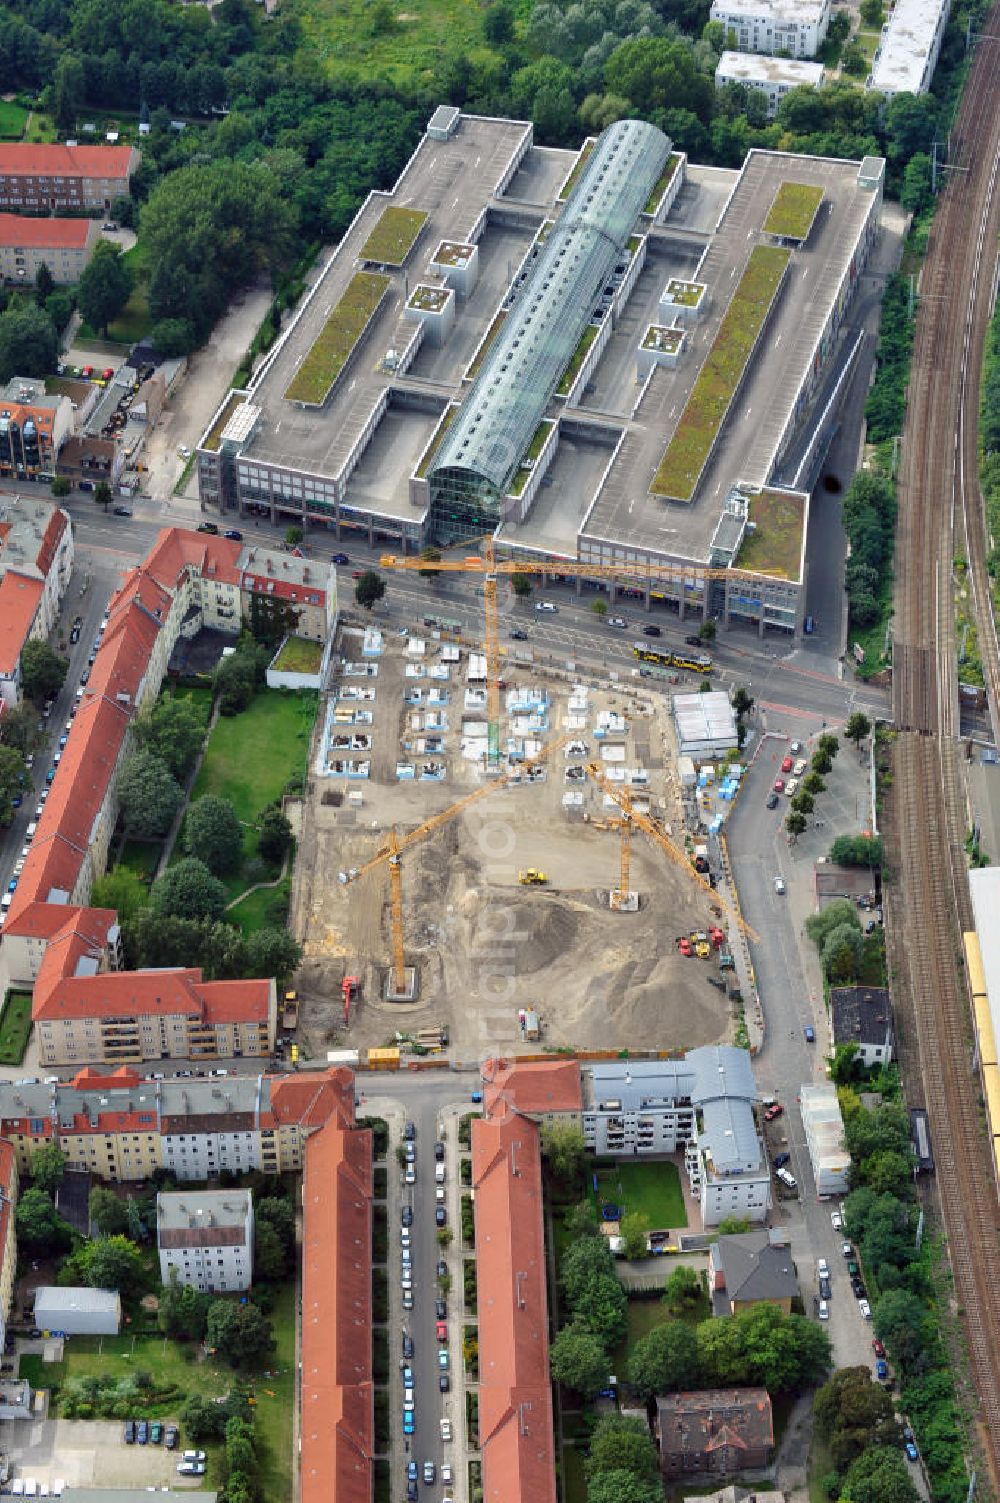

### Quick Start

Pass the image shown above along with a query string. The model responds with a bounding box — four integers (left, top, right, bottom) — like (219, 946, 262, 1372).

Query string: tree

(214, 654, 256, 716)
(284, 526, 303, 546)
(417, 547, 442, 579)
(812, 749, 833, 775)
(664, 1263, 703, 1312)
(93, 862, 157, 920)
(0, 746, 26, 826)
(732, 685, 754, 719)
(805, 898, 861, 948)
(52, 50, 84, 132)
(885, 91, 938, 162)
(78, 241, 133, 338)
(151, 857, 227, 922)
(50, 476, 71, 499)
(20, 639, 68, 705)
(245, 927, 302, 984)
(627, 1320, 701, 1397)
(541, 1121, 586, 1186)
(549, 1326, 610, 1398)
(153, 318, 197, 357)
(586, 1414, 659, 1481)
(619, 1212, 650, 1260)
(34, 262, 55, 307)
(842, 1445, 919, 1503)
(354, 570, 385, 611)
(699, 619, 716, 641)
(184, 795, 244, 876)
(803, 771, 826, 795)
(587, 1473, 663, 1503)
(83, 1235, 148, 1297)
(16, 1186, 73, 1253)
(901, 152, 932, 215)
(483, 2, 515, 43)
(254, 1221, 287, 1281)
(786, 809, 807, 841)
(696, 1311, 750, 1385)
(258, 808, 292, 864)
(573, 1273, 627, 1345)
(256, 1195, 294, 1252)
(511, 572, 533, 598)
(181, 1393, 228, 1441)
(117, 750, 183, 839)
(30, 1141, 66, 1194)
(137, 695, 207, 781)
(790, 790, 815, 815)
(814, 1365, 900, 1470)
(860, 1148, 914, 1197)
(89, 1185, 129, 1236)
(873, 1288, 932, 1373)
(846, 711, 872, 751)
(822, 922, 863, 984)
(0, 304, 58, 381)
(716, 1216, 750, 1235)
(830, 1041, 864, 1086)
(92, 479, 112, 513)
(859, 0, 883, 20)
(206, 1299, 275, 1368)
(736, 1303, 831, 1391)
(841, 39, 868, 75)
(817, 733, 840, 759)
(159, 1271, 211, 1340)
(830, 834, 884, 868)
(591, 597, 608, 617)
(605, 37, 713, 121)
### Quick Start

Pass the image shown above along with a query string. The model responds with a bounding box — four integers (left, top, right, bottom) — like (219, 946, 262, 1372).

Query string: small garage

(34, 1288, 121, 1337)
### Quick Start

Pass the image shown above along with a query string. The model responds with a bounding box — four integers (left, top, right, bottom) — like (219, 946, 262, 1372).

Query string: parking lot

(0, 1419, 199, 1491)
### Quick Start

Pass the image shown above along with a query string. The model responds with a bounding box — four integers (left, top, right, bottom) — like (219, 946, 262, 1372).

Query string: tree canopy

(206, 1299, 275, 1367)
(549, 1326, 611, 1398)
(151, 856, 227, 922)
(137, 694, 208, 780)
(78, 241, 134, 336)
(183, 795, 244, 875)
(82, 1235, 149, 1297)
(20, 640, 68, 705)
(627, 1319, 701, 1397)
(30, 1142, 67, 1194)
(117, 749, 183, 838)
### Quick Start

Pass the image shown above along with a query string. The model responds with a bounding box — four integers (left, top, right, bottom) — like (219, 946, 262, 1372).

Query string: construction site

(289, 599, 743, 1060)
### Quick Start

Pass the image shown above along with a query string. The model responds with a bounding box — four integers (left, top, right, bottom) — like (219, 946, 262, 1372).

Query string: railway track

(889, 8, 1000, 1490)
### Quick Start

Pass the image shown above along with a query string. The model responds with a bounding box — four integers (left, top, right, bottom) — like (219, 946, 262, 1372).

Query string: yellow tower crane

(583, 761, 760, 944)
(380, 540, 738, 763)
(347, 733, 570, 994)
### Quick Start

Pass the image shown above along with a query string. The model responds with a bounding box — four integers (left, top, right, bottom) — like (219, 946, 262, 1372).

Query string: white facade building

(711, 0, 832, 56)
(715, 52, 826, 115)
(34, 1286, 121, 1335)
(868, 0, 952, 94)
(799, 1081, 851, 1197)
(157, 1189, 254, 1293)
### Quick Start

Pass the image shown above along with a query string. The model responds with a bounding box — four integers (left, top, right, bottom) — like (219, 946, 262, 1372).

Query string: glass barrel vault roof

(429, 118, 670, 497)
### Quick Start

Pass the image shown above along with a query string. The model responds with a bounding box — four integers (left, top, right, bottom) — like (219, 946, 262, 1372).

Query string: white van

(1, 895, 13, 913)
(25, 822, 37, 841)
(776, 1167, 797, 1190)
(435, 1163, 446, 1184)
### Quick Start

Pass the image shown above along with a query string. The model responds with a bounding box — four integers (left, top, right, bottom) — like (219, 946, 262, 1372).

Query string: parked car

(407, 1483, 418, 1502)
(137, 1421, 148, 1445)
(405, 1165, 416, 1185)
(766, 791, 779, 809)
(123, 1421, 136, 1445)
(773, 1152, 791, 1169)
(804, 1025, 816, 1042)
(905, 1442, 919, 1463)
(182, 1453, 206, 1464)
(780, 755, 793, 774)
(819, 1277, 832, 1300)
(401, 1205, 413, 1228)
(112, 506, 132, 517)
(817, 1258, 830, 1279)
(164, 1427, 179, 1450)
(403, 1411, 415, 1435)
(439, 1374, 450, 1392)
(830, 1210, 843, 1230)
(535, 601, 557, 612)
(684, 635, 703, 648)
(793, 759, 808, 776)
(607, 616, 627, 628)
(773, 777, 785, 793)
(818, 1300, 830, 1321)
(437, 1349, 449, 1370)
(435, 1206, 446, 1227)
(224, 529, 243, 541)
(434, 1141, 445, 1162)
(402, 1333, 414, 1360)
(764, 1103, 784, 1121)
(509, 628, 528, 640)
(423, 1463, 436, 1484)
(150, 1422, 163, 1445)
(177, 1463, 205, 1477)
(773, 875, 785, 893)
(440, 1418, 453, 1441)
(785, 777, 799, 797)
(859, 1299, 872, 1320)
(403, 1121, 415, 1140)
(875, 1359, 889, 1381)
(436, 1320, 447, 1341)
(435, 1299, 447, 1320)
(642, 625, 662, 636)
(872, 1338, 886, 1357)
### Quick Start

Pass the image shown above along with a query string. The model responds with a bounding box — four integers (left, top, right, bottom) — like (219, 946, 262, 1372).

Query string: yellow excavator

(518, 869, 548, 885)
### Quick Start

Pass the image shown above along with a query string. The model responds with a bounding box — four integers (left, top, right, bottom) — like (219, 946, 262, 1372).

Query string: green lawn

(0, 990, 32, 1066)
(292, 0, 500, 88)
(271, 636, 323, 674)
(561, 1440, 589, 1503)
(228, 876, 291, 936)
(588, 1160, 688, 1230)
(192, 690, 316, 823)
(117, 840, 162, 881)
(24, 112, 57, 143)
(253, 1283, 296, 1503)
(0, 100, 28, 139)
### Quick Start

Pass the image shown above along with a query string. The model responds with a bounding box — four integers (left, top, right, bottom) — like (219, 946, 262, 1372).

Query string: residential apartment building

(157, 1189, 254, 1293)
(0, 215, 100, 285)
(830, 985, 893, 1069)
(472, 1091, 557, 1503)
(33, 969, 276, 1069)
(0, 1141, 18, 1354)
(710, 0, 831, 55)
(655, 1389, 774, 1477)
(0, 490, 74, 706)
(0, 1066, 356, 1185)
(715, 52, 825, 116)
(0, 145, 140, 212)
(868, 0, 952, 93)
(301, 1108, 373, 1503)
(0, 393, 75, 487)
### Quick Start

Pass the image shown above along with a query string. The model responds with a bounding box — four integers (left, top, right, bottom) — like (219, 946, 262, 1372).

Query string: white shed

(34, 1287, 121, 1336)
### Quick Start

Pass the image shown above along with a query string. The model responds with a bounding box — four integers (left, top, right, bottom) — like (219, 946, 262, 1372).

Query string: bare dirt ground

(291, 630, 732, 1059)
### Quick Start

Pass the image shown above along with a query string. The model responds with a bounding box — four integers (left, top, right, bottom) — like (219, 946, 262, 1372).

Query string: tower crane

(583, 761, 760, 944)
(345, 733, 570, 995)
(380, 540, 738, 763)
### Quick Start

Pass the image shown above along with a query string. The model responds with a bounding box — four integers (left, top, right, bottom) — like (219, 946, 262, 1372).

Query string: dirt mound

(474, 895, 584, 975)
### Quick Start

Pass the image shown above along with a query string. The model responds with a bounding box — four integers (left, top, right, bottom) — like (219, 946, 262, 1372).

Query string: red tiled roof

(34, 507, 68, 579)
(142, 528, 241, 594)
(0, 144, 135, 180)
(70, 1065, 142, 1090)
(199, 979, 273, 1025)
(472, 1111, 557, 1503)
(269, 1070, 356, 1131)
(240, 572, 326, 606)
(301, 1116, 373, 1503)
(33, 964, 273, 1025)
(0, 215, 92, 250)
(482, 1058, 582, 1119)
(0, 573, 43, 675)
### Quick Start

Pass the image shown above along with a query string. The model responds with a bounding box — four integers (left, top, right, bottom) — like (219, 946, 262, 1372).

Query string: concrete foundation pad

(609, 890, 640, 912)
(385, 967, 420, 1002)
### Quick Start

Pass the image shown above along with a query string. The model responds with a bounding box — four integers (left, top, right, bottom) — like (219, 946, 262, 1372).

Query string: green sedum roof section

(283, 271, 390, 406)
(763, 182, 823, 241)
(430, 119, 670, 498)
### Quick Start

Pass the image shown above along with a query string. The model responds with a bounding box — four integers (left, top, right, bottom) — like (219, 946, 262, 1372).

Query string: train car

(910, 1107, 935, 1175)
(974, 994, 999, 1069)
(963, 930, 988, 1000)
(984, 1066, 1000, 1146)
